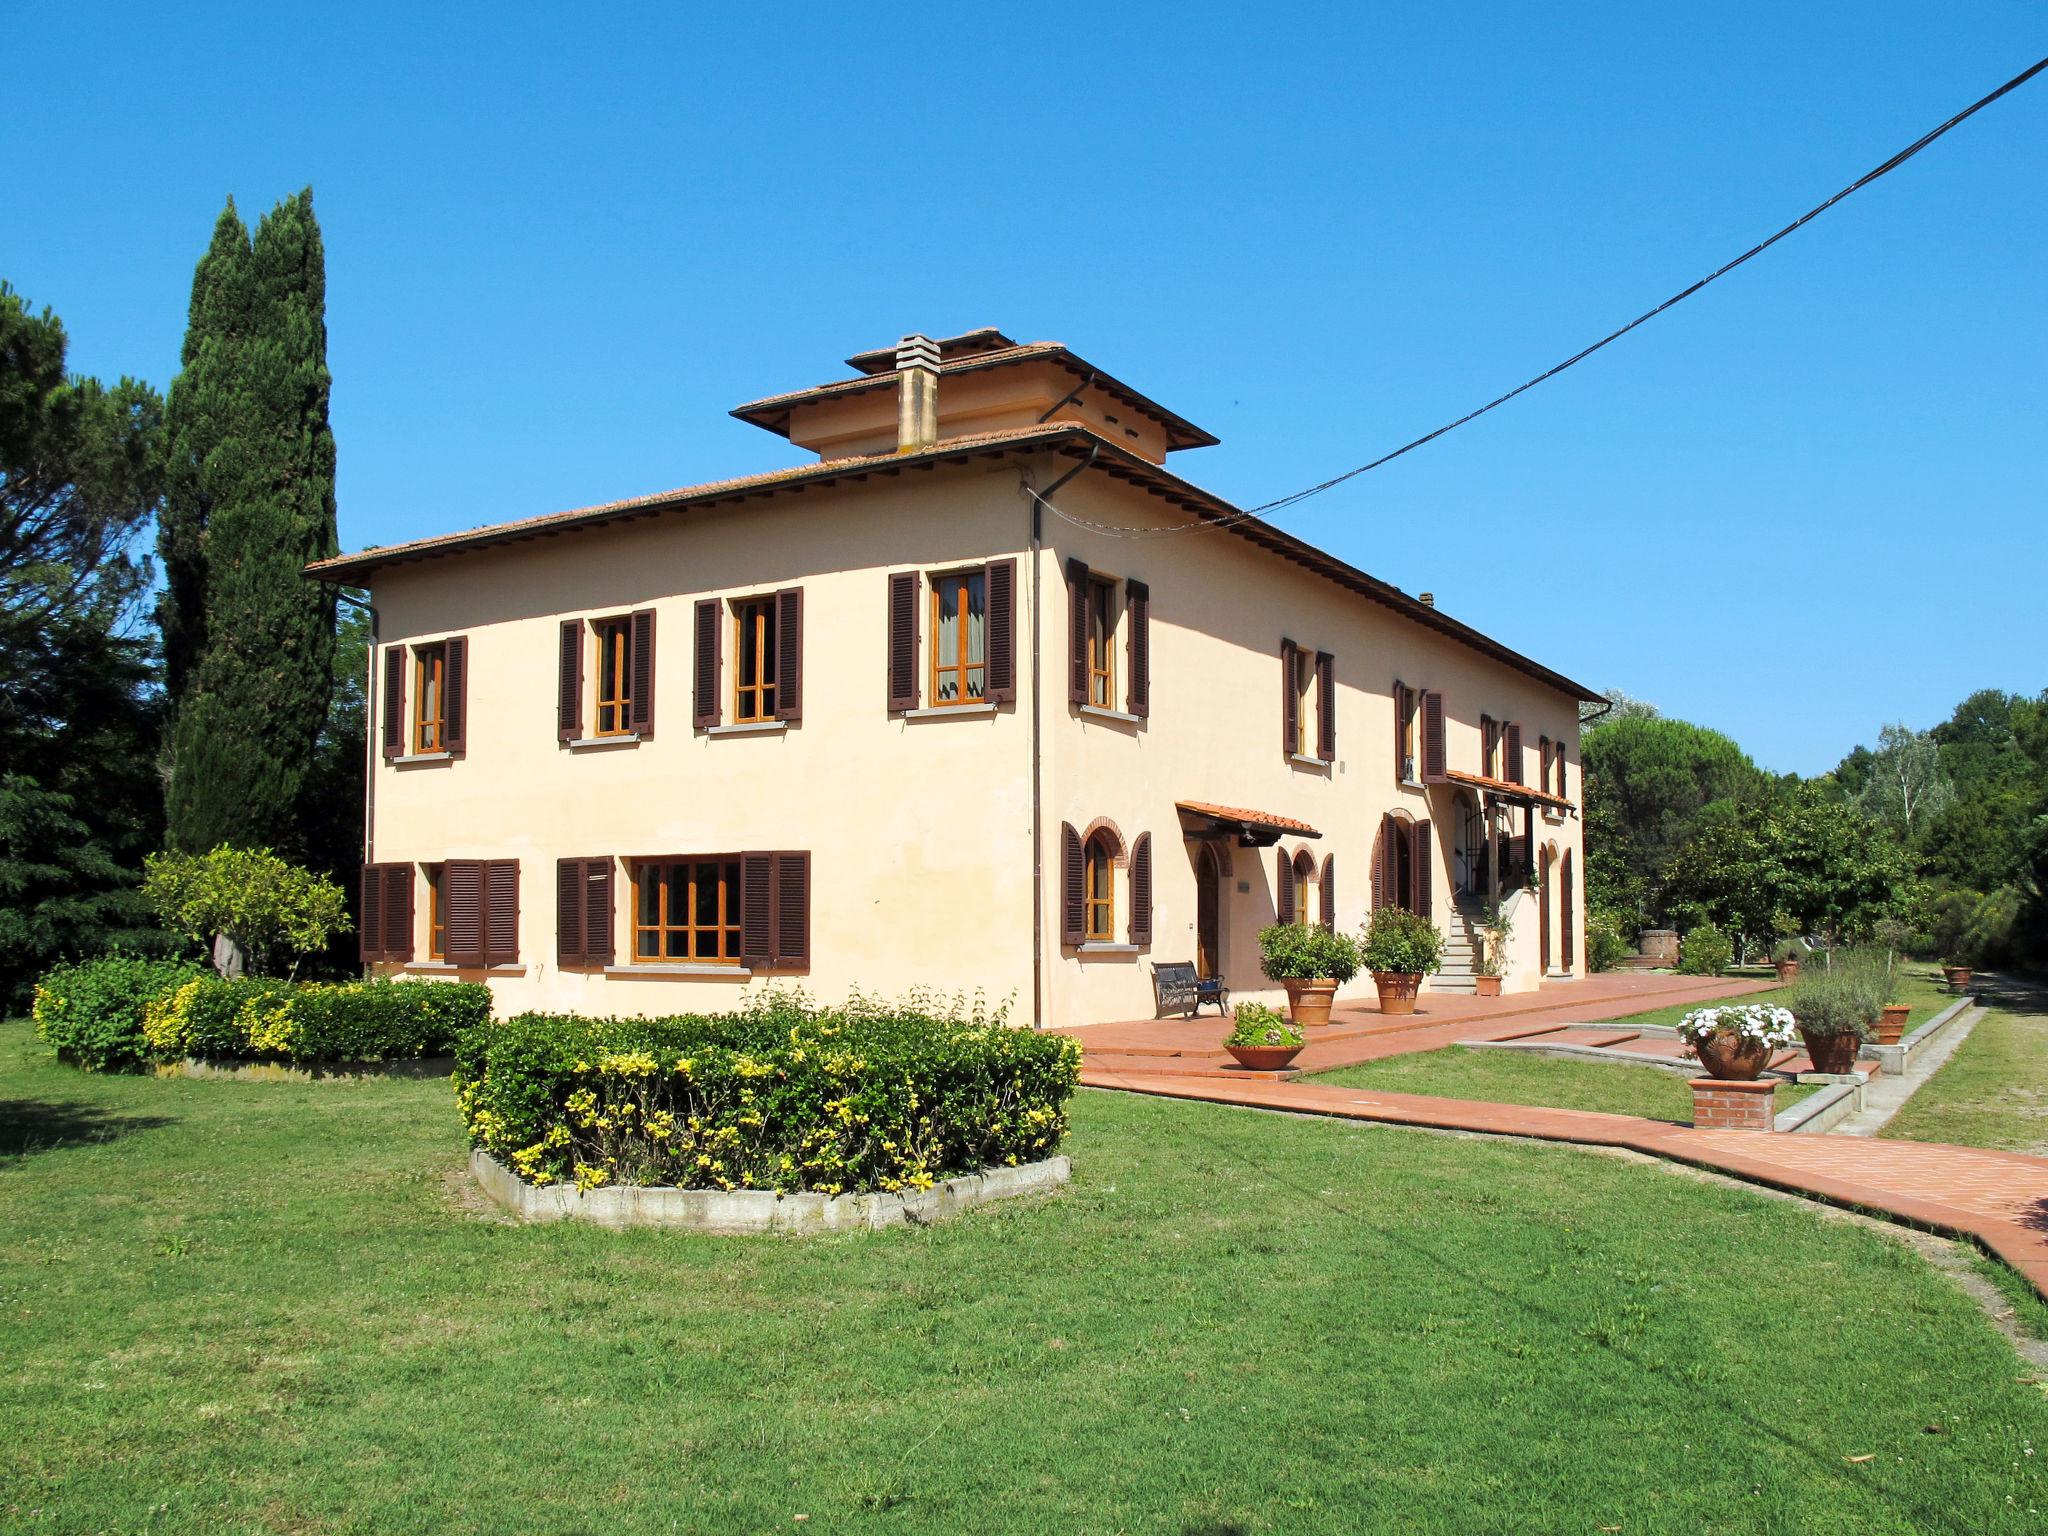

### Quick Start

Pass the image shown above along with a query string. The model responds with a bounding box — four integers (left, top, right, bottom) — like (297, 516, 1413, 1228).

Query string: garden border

(1862, 994, 1975, 1077)
(156, 1055, 455, 1082)
(468, 1148, 1072, 1233)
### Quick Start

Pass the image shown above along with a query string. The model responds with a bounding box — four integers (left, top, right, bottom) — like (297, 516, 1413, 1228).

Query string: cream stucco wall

(357, 443, 1585, 1030)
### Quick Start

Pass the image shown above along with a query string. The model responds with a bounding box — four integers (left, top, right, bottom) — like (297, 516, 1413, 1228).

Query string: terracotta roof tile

(1442, 768, 1575, 810)
(1176, 801, 1323, 837)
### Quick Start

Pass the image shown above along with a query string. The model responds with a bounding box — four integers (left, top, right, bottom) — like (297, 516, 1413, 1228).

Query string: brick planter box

(1690, 1077, 1776, 1131)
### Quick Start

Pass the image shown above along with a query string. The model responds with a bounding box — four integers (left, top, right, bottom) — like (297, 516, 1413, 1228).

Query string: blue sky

(10, 3, 2044, 775)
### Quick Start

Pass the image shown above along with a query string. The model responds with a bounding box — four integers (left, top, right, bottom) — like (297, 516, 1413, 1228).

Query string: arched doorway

(1538, 846, 1554, 972)
(1559, 850, 1576, 974)
(1195, 844, 1222, 978)
(1451, 790, 1483, 902)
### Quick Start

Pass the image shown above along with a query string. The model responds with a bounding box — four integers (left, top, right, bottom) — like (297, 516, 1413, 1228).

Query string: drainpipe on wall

(1022, 447, 1098, 1030)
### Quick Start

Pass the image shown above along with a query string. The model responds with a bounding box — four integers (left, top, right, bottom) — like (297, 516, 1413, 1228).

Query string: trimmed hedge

(454, 994, 1081, 1195)
(143, 975, 492, 1064)
(30, 956, 491, 1072)
(33, 956, 207, 1072)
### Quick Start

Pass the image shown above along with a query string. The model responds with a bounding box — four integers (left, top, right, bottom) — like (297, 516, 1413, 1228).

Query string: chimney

(895, 333, 940, 452)
(1419, 592, 1436, 608)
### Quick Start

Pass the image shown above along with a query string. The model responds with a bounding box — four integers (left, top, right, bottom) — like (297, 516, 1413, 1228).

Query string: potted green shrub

(1772, 938, 1804, 984)
(1941, 957, 1974, 992)
(1224, 1002, 1305, 1071)
(1257, 924, 1360, 1029)
(1785, 969, 1868, 1075)
(1359, 907, 1443, 1015)
(1674, 1003, 1798, 1080)
(1474, 901, 1512, 997)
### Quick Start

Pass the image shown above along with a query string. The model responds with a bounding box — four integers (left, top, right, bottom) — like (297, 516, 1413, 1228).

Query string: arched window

(1291, 848, 1316, 926)
(1084, 831, 1117, 942)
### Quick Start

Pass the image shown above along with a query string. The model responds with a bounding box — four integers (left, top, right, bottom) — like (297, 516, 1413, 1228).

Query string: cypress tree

(163, 189, 340, 854)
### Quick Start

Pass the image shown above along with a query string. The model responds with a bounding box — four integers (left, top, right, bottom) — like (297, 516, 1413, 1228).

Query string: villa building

(309, 329, 1598, 1030)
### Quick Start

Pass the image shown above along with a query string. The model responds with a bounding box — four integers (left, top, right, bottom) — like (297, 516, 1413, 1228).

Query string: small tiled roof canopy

(1177, 801, 1323, 847)
(305, 421, 1603, 705)
(1442, 768, 1575, 810)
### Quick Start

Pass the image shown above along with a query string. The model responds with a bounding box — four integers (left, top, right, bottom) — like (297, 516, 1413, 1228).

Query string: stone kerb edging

(469, 1148, 1072, 1234)
(1863, 995, 1975, 1077)
(157, 1055, 455, 1082)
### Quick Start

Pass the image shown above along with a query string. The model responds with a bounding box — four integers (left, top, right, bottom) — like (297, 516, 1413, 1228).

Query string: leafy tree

(1660, 784, 1917, 956)
(142, 846, 350, 978)
(1581, 714, 1765, 920)
(162, 190, 340, 855)
(1855, 723, 1952, 838)
(0, 284, 169, 1005)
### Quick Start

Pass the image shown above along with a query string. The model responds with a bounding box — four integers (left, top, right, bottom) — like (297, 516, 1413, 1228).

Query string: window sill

(391, 752, 455, 767)
(1077, 703, 1143, 727)
(602, 964, 754, 979)
(1289, 752, 1333, 772)
(1074, 942, 1143, 957)
(903, 702, 998, 720)
(565, 734, 641, 752)
(705, 720, 788, 737)
(404, 962, 526, 976)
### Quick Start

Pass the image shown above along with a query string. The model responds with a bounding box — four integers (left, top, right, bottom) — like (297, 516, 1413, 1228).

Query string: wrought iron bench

(1152, 961, 1229, 1019)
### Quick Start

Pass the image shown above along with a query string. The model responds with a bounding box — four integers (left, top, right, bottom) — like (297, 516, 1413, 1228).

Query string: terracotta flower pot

(1942, 966, 1973, 990)
(1694, 1031, 1772, 1081)
(1226, 1043, 1303, 1072)
(1475, 975, 1503, 997)
(1876, 1003, 1910, 1045)
(1775, 959, 1800, 983)
(1798, 1027, 1859, 1075)
(1281, 979, 1337, 1029)
(1373, 972, 1422, 1015)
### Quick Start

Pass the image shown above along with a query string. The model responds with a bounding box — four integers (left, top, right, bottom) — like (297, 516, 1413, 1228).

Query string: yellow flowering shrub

(453, 991, 1079, 1194)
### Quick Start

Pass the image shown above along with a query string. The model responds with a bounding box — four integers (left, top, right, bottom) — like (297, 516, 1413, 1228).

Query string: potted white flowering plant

(1674, 1002, 1798, 1081)
(1224, 1002, 1306, 1071)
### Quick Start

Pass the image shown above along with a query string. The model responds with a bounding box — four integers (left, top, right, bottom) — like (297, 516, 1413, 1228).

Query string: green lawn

(1604, 963, 1956, 1032)
(1310, 1045, 1817, 1122)
(1883, 1000, 2048, 1157)
(5, 1017, 2047, 1534)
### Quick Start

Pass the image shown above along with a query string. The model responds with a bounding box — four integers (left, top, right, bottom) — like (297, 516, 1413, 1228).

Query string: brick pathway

(1066, 971, 1779, 1078)
(1077, 1066, 2048, 1298)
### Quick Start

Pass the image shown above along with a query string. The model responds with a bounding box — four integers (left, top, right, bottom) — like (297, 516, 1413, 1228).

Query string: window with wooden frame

(1480, 715, 1499, 779)
(1282, 641, 1310, 756)
(592, 617, 634, 736)
(732, 598, 779, 723)
(412, 643, 447, 754)
(929, 569, 988, 706)
(1395, 681, 1418, 783)
(634, 858, 742, 963)
(1085, 577, 1117, 708)
(1083, 831, 1116, 942)
(1291, 848, 1315, 925)
(424, 864, 447, 961)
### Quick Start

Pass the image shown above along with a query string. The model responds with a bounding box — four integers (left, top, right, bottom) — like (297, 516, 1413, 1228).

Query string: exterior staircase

(1435, 902, 1482, 995)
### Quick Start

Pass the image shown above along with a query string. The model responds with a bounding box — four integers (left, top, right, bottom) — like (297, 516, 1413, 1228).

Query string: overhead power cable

(1037, 53, 2048, 541)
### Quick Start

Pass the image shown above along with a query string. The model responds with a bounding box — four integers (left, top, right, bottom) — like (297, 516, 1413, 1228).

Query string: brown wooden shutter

(740, 850, 773, 964)
(585, 859, 613, 966)
(359, 862, 385, 961)
(693, 598, 721, 729)
(1557, 751, 1569, 802)
(774, 587, 802, 722)
(984, 559, 1016, 704)
(1280, 640, 1299, 756)
(1505, 721, 1523, 784)
(382, 865, 413, 959)
(1320, 854, 1336, 931)
(484, 860, 519, 966)
(1560, 851, 1576, 972)
(1060, 823, 1084, 946)
(1412, 820, 1433, 919)
(1423, 691, 1447, 782)
(771, 851, 809, 966)
(1125, 579, 1150, 717)
(442, 636, 468, 755)
(629, 608, 656, 736)
(1065, 558, 1089, 706)
(1370, 821, 1386, 912)
(1128, 833, 1153, 946)
(382, 645, 406, 758)
(444, 859, 485, 966)
(1315, 650, 1335, 761)
(1522, 812, 1535, 886)
(1538, 735, 1551, 794)
(556, 622, 581, 741)
(1391, 681, 1406, 780)
(886, 572, 918, 713)
(1275, 846, 1294, 924)
(556, 859, 586, 968)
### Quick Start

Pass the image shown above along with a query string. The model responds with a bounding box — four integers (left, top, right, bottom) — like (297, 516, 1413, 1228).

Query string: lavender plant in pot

(1785, 968, 1869, 1075)
(1675, 1003, 1799, 1080)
